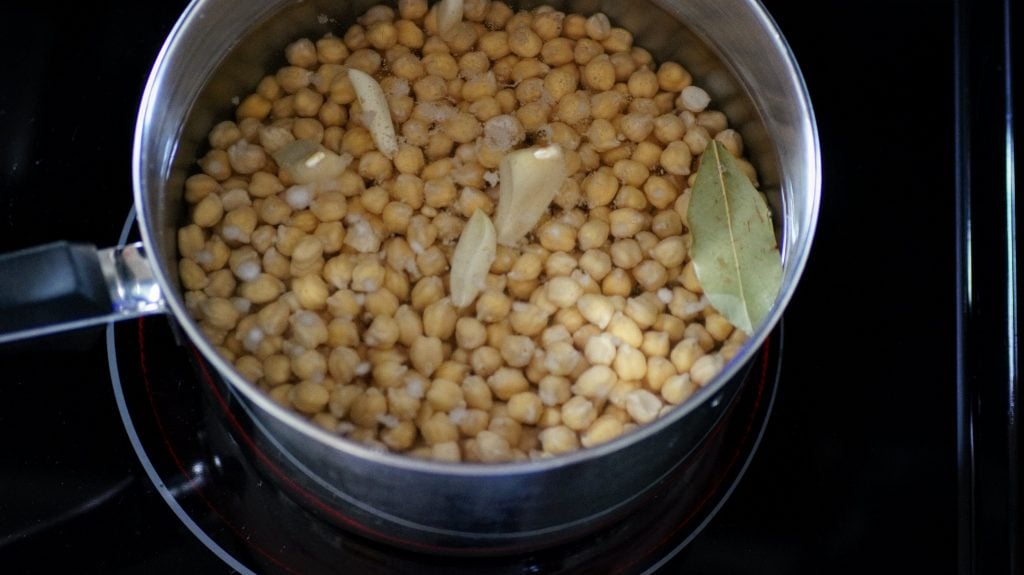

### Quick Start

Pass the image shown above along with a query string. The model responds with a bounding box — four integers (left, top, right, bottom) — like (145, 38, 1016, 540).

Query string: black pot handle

(0, 241, 166, 344)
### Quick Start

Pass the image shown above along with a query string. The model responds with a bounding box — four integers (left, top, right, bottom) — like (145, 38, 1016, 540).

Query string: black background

(0, 0, 990, 572)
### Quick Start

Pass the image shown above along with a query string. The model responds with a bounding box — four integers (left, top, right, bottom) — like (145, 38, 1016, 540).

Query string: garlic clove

(493, 144, 567, 246)
(272, 139, 352, 185)
(450, 209, 497, 308)
(436, 0, 464, 39)
(347, 67, 399, 159)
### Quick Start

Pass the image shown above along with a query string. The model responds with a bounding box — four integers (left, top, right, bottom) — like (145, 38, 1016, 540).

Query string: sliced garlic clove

(450, 209, 497, 308)
(347, 67, 398, 159)
(493, 144, 567, 246)
(272, 139, 353, 184)
(436, 0, 464, 39)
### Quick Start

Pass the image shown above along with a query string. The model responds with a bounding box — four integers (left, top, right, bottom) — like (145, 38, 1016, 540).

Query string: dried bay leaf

(689, 141, 782, 334)
(347, 68, 398, 158)
(450, 209, 497, 308)
(493, 145, 566, 246)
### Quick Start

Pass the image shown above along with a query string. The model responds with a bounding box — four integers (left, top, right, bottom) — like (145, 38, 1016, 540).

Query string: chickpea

(462, 71, 498, 102)
(499, 334, 536, 368)
(200, 297, 240, 331)
(628, 142, 661, 171)
(426, 378, 464, 412)
(237, 274, 283, 304)
(178, 225, 207, 260)
(204, 268, 237, 299)
(290, 380, 330, 414)
(607, 312, 643, 349)
(487, 368, 530, 401)
(655, 61, 690, 92)
(429, 358, 466, 383)
(236, 94, 273, 121)
(632, 260, 668, 291)
(581, 415, 624, 448)
(507, 26, 542, 58)
(410, 336, 444, 377)
(486, 319, 512, 350)
(208, 121, 242, 151)
(613, 345, 647, 381)
(574, 252, 610, 286)
(540, 253, 573, 280)
(608, 51, 636, 83)
(582, 55, 616, 92)
(363, 315, 400, 348)
(453, 376, 490, 413)
(314, 35, 349, 64)
(291, 348, 327, 381)
(350, 259, 386, 293)
(560, 12, 586, 38)
(582, 167, 619, 207)
(550, 92, 587, 128)
(609, 239, 643, 270)
(398, 0, 428, 20)
(192, 193, 224, 228)
(561, 396, 597, 431)
(180, 259, 209, 291)
(541, 340, 580, 377)
(504, 302, 546, 336)
(475, 289, 511, 323)
(622, 389, 661, 425)
(184, 174, 221, 206)
(575, 292, 614, 329)
(545, 276, 584, 309)
(423, 298, 457, 339)
(618, 113, 652, 143)
(478, 30, 511, 60)
(539, 425, 579, 455)
(627, 68, 659, 99)
(289, 310, 329, 349)
(661, 373, 697, 405)
(684, 322, 716, 353)
(467, 345, 499, 378)
(580, 333, 613, 367)
(659, 140, 692, 175)
(679, 85, 711, 113)
(507, 392, 544, 425)
(420, 412, 460, 445)
(453, 408, 490, 438)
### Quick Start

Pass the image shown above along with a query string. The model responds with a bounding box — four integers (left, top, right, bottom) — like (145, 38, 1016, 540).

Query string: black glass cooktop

(0, 0, 1017, 573)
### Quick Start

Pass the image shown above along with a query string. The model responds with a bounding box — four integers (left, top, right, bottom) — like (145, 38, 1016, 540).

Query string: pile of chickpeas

(177, 0, 758, 463)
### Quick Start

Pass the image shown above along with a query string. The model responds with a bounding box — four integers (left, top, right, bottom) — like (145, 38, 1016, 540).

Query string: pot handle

(0, 241, 166, 345)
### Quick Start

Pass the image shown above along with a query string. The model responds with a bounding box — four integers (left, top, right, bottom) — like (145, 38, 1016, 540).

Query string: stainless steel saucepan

(0, 0, 819, 554)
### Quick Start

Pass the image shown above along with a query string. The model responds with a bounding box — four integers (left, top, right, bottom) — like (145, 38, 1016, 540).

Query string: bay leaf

(688, 140, 782, 334)
(449, 209, 497, 308)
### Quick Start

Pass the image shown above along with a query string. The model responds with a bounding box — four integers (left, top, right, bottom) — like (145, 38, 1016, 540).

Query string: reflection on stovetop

(1, 0, 1014, 572)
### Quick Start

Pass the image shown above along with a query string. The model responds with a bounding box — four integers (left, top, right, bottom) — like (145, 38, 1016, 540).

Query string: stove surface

(0, 0, 1015, 573)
